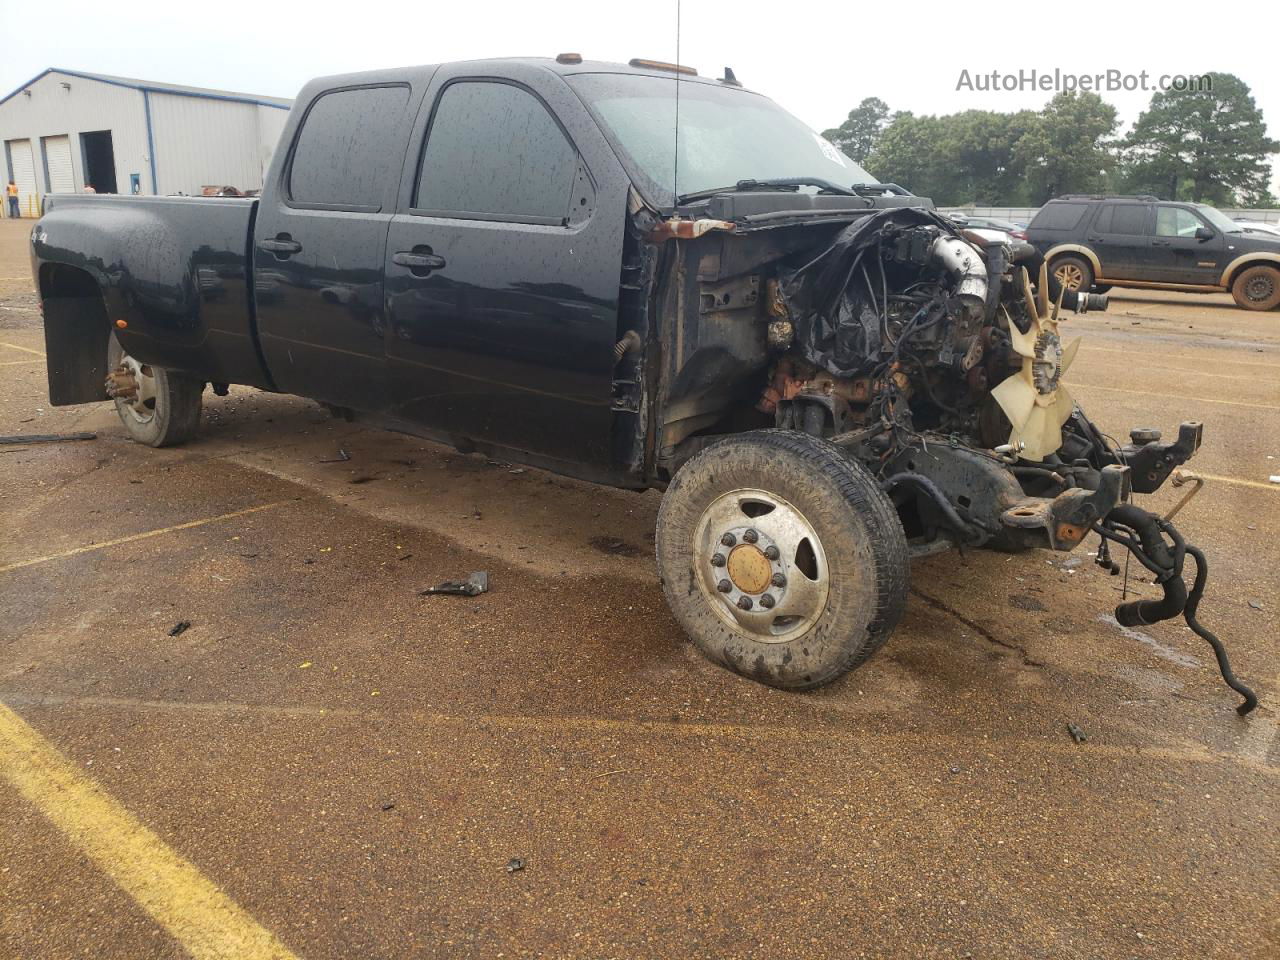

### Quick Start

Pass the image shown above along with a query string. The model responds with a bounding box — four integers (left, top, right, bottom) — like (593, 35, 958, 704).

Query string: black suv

(1027, 195, 1280, 310)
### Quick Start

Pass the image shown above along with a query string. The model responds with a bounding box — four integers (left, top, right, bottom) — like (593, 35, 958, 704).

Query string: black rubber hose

(1106, 504, 1188, 626)
(1114, 570, 1187, 628)
(1184, 545, 1258, 716)
(881, 472, 983, 543)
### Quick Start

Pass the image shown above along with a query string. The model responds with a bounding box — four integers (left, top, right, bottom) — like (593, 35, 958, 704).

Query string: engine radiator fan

(990, 262, 1082, 461)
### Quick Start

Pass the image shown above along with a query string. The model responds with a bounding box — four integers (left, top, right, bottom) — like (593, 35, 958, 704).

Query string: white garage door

(43, 135, 74, 193)
(7, 138, 37, 212)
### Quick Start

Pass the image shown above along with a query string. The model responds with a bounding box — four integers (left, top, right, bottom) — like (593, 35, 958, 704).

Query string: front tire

(656, 430, 909, 690)
(1231, 265, 1280, 311)
(106, 333, 203, 447)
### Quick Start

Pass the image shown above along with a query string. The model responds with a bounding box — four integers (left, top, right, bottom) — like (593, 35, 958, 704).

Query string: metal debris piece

(420, 571, 489, 597)
(379, 800, 396, 811)
(317, 448, 350, 463)
(0, 432, 96, 445)
(1066, 722, 1087, 744)
(168, 621, 191, 637)
(1247, 600, 1263, 611)
(505, 857, 525, 874)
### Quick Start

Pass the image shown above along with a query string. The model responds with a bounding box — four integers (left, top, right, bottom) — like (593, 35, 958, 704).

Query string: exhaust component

(929, 235, 988, 310)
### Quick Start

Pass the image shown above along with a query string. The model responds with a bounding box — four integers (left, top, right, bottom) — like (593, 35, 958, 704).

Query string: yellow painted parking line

(1082, 345, 1280, 370)
(0, 340, 45, 357)
(1080, 359, 1266, 384)
(2, 690, 1274, 775)
(1195, 473, 1280, 492)
(0, 701, 299, 959)
(1069, 382, 1280, 411)
(0, 501, 291, 574)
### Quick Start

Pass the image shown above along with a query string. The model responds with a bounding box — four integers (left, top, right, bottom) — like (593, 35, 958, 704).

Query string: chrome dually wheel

(657, 431, 909, 691)
(693, 488, 830, 643)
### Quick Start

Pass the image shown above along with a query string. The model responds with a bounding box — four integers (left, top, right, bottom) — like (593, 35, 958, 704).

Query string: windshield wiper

(677, 177, 858, 204)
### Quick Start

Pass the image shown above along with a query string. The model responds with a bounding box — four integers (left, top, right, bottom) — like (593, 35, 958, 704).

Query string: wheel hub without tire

(105, 354, 158, 424)
(694, 488, 830, 643)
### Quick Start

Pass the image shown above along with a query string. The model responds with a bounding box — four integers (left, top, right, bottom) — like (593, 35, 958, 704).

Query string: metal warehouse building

(1, 68, 293, 216)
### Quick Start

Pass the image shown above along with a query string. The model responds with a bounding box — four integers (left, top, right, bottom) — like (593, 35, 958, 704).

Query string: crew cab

(1029, 194, 1280, 310)
(30, 58, 1256, 712)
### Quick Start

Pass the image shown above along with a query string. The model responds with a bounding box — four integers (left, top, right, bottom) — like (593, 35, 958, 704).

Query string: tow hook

(104, 364, 139, 401)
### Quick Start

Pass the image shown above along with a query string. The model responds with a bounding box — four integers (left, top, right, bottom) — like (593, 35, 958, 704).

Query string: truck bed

(35, 193, 273, 398)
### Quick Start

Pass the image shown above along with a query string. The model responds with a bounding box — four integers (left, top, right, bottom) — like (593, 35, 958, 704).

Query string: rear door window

(414, 81, 578, 223)
(1030, 202, 1088, 230)
(1106, 204, 1151, 236)
(289, 85, 411, 209)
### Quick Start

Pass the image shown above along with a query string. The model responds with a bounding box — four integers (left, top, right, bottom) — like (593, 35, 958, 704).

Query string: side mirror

(1194, 226, 1215, 241)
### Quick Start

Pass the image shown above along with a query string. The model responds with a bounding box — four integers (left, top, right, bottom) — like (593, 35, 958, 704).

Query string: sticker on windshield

(813, 134, 848, 167)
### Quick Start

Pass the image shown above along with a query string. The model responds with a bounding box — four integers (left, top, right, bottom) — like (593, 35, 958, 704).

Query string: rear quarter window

(1029, 202, 1088, 231)
(288, 84, 411, 209)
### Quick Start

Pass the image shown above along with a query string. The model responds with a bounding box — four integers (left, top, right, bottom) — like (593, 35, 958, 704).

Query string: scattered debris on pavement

(318, 448, 350, 463)
(168, 621, 192, 637)
(0, 431, 96, 445)
(420, 571, 489, 597)
(1066, 723, 1088, 744)
(505, 857, 525, 874)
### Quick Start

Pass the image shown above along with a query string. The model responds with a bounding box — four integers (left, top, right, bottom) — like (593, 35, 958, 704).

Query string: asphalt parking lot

(1, 215, 1277, 959)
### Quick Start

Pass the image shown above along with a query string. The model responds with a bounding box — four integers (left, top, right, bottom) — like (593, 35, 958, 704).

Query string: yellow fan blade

(1020, 266, 1037, 322)
(1037, 261, 1050, 319)
(1060, 337, 1082, 375)
(1051, 383, 1075, 426)
(1008, 318, 1038, 359)
(1012, 404, 1065, 462)
(991, 368, 1038, 432)
(1050, 283, 1065, 325)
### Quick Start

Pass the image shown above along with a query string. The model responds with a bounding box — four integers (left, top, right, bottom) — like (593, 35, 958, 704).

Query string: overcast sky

(8, 0, 1279, 191)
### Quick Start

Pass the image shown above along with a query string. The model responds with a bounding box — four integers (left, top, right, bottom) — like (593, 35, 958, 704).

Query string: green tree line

(822, 72, 1278, 208)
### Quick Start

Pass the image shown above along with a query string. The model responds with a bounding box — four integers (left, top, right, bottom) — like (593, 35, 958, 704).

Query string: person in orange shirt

(5, 180, 19, 219)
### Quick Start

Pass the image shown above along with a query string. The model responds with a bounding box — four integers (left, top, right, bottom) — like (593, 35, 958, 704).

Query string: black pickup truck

(30, 56, 1255, 712)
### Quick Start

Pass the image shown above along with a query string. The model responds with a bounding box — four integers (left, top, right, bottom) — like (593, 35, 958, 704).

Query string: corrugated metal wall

(149, 92, 282, 195)
(0, 70, 292, 202)
(0, 71, 149, 200)
(256, 105, 290, 189)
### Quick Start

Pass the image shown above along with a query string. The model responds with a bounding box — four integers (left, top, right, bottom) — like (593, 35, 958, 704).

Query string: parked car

(949, 213, 1028, 240)
(28, 57, 1254, 710)
(1232, 217, 1280, 239)
(1027, 194, 1280, 310)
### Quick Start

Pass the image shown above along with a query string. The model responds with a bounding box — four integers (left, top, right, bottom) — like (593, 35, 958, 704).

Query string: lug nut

(720, 533, 736, 547)
(710, 553, 726, 567)
(764, 545, 780, 561)
(759, 594, 775, 609)
(770, 573, 786, 588)
(743, 528, 759, 544)
(736, 596, 753, 610)
(716, 579, 732, 593)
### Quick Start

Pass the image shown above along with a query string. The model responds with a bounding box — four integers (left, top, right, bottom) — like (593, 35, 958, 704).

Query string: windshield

(567, 73, 877, 207)
(1195, 204, 1243, 233)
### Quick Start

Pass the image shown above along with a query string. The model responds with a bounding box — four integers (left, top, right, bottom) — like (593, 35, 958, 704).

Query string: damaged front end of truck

(623, 194, 1256, 713)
